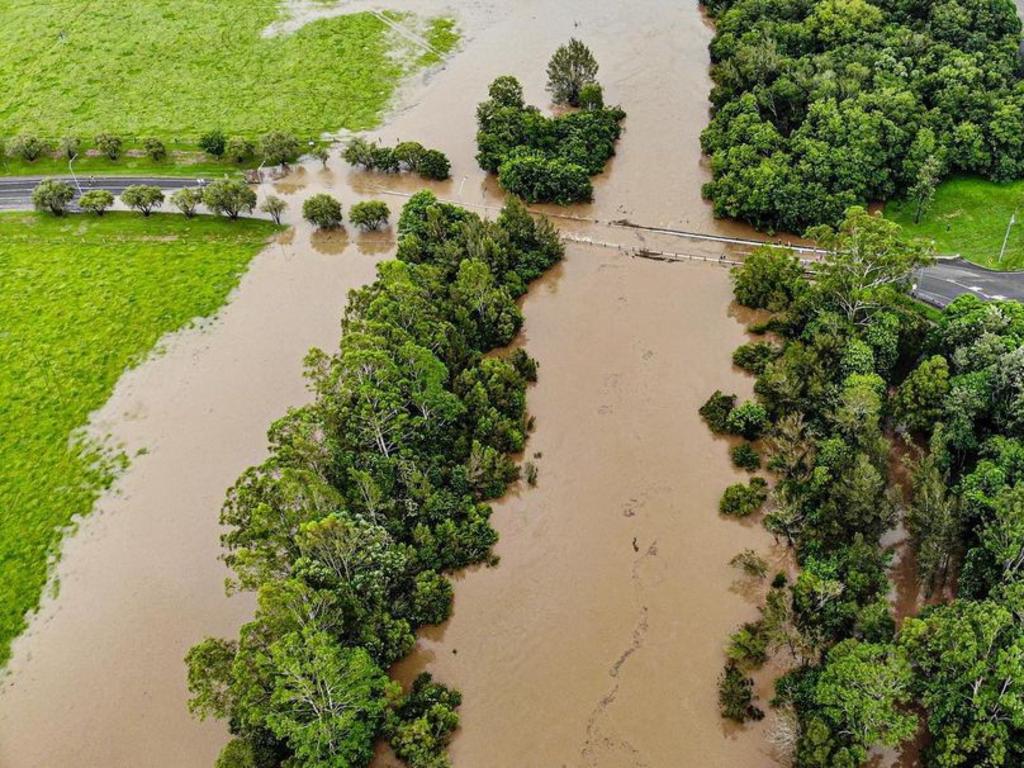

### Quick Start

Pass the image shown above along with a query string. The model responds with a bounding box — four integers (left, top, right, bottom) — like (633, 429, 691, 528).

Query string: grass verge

(0, 211, 279, 667)
(885, 176, 1024, 270)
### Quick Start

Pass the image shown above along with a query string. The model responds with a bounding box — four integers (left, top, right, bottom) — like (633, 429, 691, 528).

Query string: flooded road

(0, 1, 781, 766)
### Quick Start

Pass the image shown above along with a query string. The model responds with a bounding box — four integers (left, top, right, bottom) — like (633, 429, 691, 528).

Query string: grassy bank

(0, 147, 245, 178)
(0, 211, 279, 667)
(885, 176, 1024, 270)
(0, 3, 458, 141)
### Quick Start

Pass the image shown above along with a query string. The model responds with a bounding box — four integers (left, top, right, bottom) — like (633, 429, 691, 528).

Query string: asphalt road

(0, 175, 203, 210)
(912, 259, 1024, 308)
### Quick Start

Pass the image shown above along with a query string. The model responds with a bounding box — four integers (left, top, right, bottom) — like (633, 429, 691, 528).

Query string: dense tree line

(475, 42, 626, 204)
(185, 191, 563, 768)
(700, 0, 1024, 232)
(705, 206, 1024, 767)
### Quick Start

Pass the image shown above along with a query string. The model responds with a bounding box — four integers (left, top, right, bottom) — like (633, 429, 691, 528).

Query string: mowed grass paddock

(0, 212, 279, 666)
(0, 2, 457, 142)
(886, 176, 1024, 270)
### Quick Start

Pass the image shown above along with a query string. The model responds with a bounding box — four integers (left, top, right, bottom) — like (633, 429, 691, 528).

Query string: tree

(312, 145, 330, 167)
(720, 478, 769, 517)
(349, 200, 390, 231)
(343, 137, 375, 169)
(303, 193, 343, 229)
(579, 82, 605, 110)
(546, 38, 599, 107)
(58, 135, 81, 160)
(224, 136, 255, 164)
(259, 195, 287, 225)
(31, 180, 75, 215)
(143, 137, 166, 161)
(394, 141, 425, 171)
(893, 356, 950, 433)
(910, 155, 942, 224)
(726, 400, 768, 439)
(78, 189, 114, 216)
(203, 179, 257, 219)
(416, 149, 451, 180)
(121, 185, 164, 216)
(199, 130, 227, 157)
(259, 131, 300, 167)
(498, 154, 592, 204)
(807, 207, 934, 324)
(7, 134, 48, 162)
(906, 450, 961, 596)
(719, 663, 764, 722)
(170, 187, 204, 218)
(94, 133, 123, 160)
(731, 247, 807, 310)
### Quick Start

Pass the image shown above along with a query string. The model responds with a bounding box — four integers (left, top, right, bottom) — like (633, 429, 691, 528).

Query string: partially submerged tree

(546, 38, 599, 107)
(348, 200, 390, 231)
(302, 193, 343, 229)
(259, 194, 287, 225)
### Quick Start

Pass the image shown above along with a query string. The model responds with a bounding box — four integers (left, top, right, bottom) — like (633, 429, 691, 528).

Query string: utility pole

(999, 209, 1017, 265)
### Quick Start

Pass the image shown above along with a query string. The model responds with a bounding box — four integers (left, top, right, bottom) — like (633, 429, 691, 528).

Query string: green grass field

(0, 211, 279, 667)
(886, 176, 1024, 270)
(0, 2, 457, 142)
(0, 146, 246, 178)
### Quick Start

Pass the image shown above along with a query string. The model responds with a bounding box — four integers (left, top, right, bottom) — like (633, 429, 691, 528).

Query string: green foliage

(718, 663, 764, 722)
(94, 133, 123, 160)
(720, 477, 768, 517)
(894, 356, 950, 433)
(171, 187, 204, 218)
(259, 195, 287, 226)
(7, 134, 48, 162)
(725, 400, 768, 439)
(700, 0, 1024, 231)
(30, 179, 74, 215)
(302, 193, 343, 230)
(0, 6, 459, 140)
(476, 74, 625, 203)
(143, 136, 167, 161)
(730, 442, 761, 471)
(258, 131, 300, 167)
(78, 189, 114, 216)
(578, 83, 605, 111)
(349, 200, 391, 231)
(186, 192, 561, 766)
(732, 341, 780, 375)
(199, 130, 227, 157)
(731, 248, 806, 311)
(345, 138, 450, 181)
(545, 38, 599, 107)
(58, 135, 80, 160)
(224, 136, 256, 164)
(417, 149, 452, 181)
(120, 184, 164, 216)
(203, 180, 257, 220)
(700, 390, 736, 433)
(0, 212, 278, 668)
(730, 549, 769, 578)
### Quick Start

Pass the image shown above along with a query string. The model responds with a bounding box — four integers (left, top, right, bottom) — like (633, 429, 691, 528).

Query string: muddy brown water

(1, 1, 786, 766)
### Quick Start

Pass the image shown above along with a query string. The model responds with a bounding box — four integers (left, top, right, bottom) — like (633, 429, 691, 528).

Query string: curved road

(1, 175, 1022, 308)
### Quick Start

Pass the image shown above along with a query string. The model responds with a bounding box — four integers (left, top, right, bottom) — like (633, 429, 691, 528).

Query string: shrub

(312, 145, 330, 166)
(31, 180, 75, 215)
(719, 478, 768, 517)
(58, 135, 81, 160)
(94, 133, 123, 160)
(8, 135, 48, 162)
(143, 137, 166, 161)
(771, 572, 788, 589)
(498, 154, 592, 204)
(546, 38, 599, 107)
(259, 194, 287, 225)
(731, 248, 806, 311)
(700, 390, 736, 433)
(78, 189, 114, 215)
(394, 141, 425, 170)
(369, 146, 399, 173)
(343, 137, 375, 168)
(725, 400, 768, 439)
(199, 130, 227, 157)
(417, 149, 451, 180)
(718, 663, 764, 722)
(579, 82, 605, 110)
(258, 131, 300, 166)
(348, 200, 390, 231)
(224, 136, 255, 164)
(202, 179, 257, 219)
(732, 341, 780, 374)
(488, 75, 525, 108)
(730, 549, 768, 578)
(121, 184, 164, 216)
(302, 193, 343, 229)
(170, 187, 203, 218)
(730, 442, 761, 471)
(727, 620, 769, 666)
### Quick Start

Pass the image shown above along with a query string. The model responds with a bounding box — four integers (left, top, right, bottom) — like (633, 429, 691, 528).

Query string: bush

(259, 194, 287, 225)
(719, 478, 768, 517)
(8, 135, 48, 162)
(369, 146, 399, 173)
(394, 141, 425, 171)
(700, 390, 736, 433)
(725, 400, 768, 439)
(170, 187, 203, 218)
(31, 180, 75, 215)
(416, 148, 451, 180)
(302, 193, 343, 229)
(58, 136, 81, 160)
(224, 136, 255, 164)
(202, 179, 257, 219)
(348, 200, 390, 231)
(94, 133, 123, 160)
(718, 663, 764, 722)
(121, 184, 164, 216)
(258, 131, 299, 166)
(143, 137, 166, 161)
(343, 137, 375, 168)
(730, 443, 761, 471)
(78, 189, 114, 215)
(727, 620, 769, 666)
(732, 341, 780, 375)
(579, 82, 605, 110)
(546, 38, 599, 107)
(730, 549, 768, 578)
(498, 154, 592, 204)
(731, 248, 806, 311)
(199, 130, 227, 157)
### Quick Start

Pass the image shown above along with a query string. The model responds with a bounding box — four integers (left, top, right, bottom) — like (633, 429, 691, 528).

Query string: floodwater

(0, 1, 783, 767)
